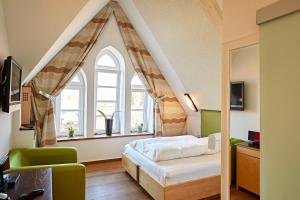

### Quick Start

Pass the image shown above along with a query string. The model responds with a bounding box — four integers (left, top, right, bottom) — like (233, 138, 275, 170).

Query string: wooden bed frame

(122, 153, 220, 200)
(122, 110, 221, 200)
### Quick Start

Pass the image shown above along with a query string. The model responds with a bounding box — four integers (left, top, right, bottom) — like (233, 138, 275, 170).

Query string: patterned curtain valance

(30, 1, 187, 146)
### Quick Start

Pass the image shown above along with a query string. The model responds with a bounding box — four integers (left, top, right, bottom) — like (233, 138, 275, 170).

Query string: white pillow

(208, 132, 221, 152)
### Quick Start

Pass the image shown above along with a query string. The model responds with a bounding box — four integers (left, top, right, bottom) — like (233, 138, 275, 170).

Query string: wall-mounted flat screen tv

(230, 81, 244, 111)
(1, 56, 22, 113)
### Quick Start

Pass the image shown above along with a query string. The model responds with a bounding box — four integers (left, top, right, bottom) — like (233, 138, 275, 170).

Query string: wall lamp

(184, 93, 198, 112)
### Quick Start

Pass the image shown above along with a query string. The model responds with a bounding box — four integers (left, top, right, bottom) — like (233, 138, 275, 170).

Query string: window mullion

(97, 86, 117, 88)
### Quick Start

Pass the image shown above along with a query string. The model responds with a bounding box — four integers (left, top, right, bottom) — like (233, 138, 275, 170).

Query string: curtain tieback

(39, 90, 55, 101)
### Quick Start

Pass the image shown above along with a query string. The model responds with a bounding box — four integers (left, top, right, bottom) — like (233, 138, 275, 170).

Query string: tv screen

(1, 56, 22, 113)
(230, 81, 244, 111)
(10, 60, 22, 103)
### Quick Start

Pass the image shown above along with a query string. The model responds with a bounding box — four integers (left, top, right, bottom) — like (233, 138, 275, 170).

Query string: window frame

(55, 70, 86, 137)
(94, 50, 122, 134)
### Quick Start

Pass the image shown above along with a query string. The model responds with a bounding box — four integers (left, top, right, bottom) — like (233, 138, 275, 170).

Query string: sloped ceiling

(198, 0, 223, 33)
(2, 0, 221, 134)
(130, 0, 222, 118)
(2, 0, 88, 77)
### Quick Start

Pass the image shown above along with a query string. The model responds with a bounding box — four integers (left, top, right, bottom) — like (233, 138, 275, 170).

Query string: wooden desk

(236, 142, 260, 195)
(6, 169, 52, 200)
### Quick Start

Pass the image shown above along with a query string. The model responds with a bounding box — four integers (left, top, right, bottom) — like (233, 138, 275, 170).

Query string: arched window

(131, 73, 153, 132)
(55, 70, 86, 137)
(95, 48, 123, 133)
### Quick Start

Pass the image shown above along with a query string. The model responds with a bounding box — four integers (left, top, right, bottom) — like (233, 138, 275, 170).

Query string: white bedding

(129, 135, 210, 161)
(124, 144, 221, 186)
(207, 133, 222, 154)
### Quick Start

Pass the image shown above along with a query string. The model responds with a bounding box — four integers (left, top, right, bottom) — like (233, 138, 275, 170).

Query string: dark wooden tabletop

(6, 168, 52, 200)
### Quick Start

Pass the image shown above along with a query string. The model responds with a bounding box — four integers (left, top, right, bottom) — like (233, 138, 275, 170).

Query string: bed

(122, 110, 221, 200)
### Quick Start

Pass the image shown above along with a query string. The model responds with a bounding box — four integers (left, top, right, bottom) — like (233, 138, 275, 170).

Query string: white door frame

(221, 32, 259, 200)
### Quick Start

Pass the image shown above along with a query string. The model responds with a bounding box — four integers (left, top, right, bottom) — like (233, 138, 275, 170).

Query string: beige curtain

(30, 1, 187, 146)
(30, 5, 113, 146)
(111, 3, 187, 136)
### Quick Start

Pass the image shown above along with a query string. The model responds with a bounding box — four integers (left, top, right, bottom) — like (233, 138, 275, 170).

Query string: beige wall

(2, 0, 87, 78)
(230, 45, 260, 141)
(0, 0, 12, 158)
(260, 10, 300, 200)
(55, 135, 152, 162)
(223, 0, 278, 43)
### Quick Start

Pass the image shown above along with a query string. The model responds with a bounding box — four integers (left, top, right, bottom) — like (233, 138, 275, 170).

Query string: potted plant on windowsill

(137, 123, 143, 133)
(67, 126, 75, 137)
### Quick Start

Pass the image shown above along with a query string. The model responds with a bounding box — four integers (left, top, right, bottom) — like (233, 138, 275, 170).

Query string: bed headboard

(201, 109, 221, 137)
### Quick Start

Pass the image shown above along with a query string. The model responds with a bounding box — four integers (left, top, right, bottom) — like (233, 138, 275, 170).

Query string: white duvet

(124, 144, 221, 185)
(129, 135, 210, 161)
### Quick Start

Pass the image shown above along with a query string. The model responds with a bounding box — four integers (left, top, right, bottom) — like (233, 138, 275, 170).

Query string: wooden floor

(85, 160, 259, 200)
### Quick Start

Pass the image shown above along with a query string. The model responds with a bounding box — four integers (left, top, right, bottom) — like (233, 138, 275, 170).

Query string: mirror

(229, 44, 260, 199)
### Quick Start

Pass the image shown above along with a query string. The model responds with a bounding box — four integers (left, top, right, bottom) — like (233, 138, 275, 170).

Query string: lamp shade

(184, 93, 198, 112)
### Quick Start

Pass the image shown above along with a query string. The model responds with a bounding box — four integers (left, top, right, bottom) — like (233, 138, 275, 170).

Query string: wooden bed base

(122, 153, 221, 200)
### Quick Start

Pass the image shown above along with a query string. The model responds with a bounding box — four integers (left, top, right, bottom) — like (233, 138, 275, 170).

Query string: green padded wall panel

(201, 110, 221, 137)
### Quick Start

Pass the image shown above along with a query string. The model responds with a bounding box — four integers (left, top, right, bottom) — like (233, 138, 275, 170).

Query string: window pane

(60, 111, 79, 133)
(71, 75, 80, 82)
(131, 74, 143, 86)
(97, 54, 116, 67)
(95, 116, 105, 130)
(95, 116, 117, 131)
(97, 87, 116, 101)
(131, 110, 144, 129)
(97, 102, 116, 116)
(61, 89, 80, 109)
(131, 91, 145, 109)
(97, 72, 117, 87)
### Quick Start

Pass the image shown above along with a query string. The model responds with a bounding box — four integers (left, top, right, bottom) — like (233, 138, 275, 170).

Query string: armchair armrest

(51, 164, 86, 200)
(9, 147, 78, 167)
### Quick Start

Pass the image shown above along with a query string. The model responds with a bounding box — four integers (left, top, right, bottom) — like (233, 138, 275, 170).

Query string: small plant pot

(68, 130, 75, 137)
(138, 127, 143, 133)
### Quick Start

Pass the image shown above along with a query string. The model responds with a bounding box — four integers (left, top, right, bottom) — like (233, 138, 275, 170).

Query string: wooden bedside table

(236, 142, 260, 195)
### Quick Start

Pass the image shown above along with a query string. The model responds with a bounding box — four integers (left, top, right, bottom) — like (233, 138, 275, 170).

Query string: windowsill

(57, 132, 154, 142)
(19, 126, 35, 131)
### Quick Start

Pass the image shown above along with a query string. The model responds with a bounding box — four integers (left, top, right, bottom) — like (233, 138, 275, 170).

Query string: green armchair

(7, 147, 86, 200)
(230, 138, 244, 184)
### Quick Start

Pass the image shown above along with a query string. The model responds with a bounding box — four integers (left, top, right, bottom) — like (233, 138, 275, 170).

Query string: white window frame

(130, 74, 152, 132)
(55, 70, 86, 137)
(94, 50, 122, 134)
